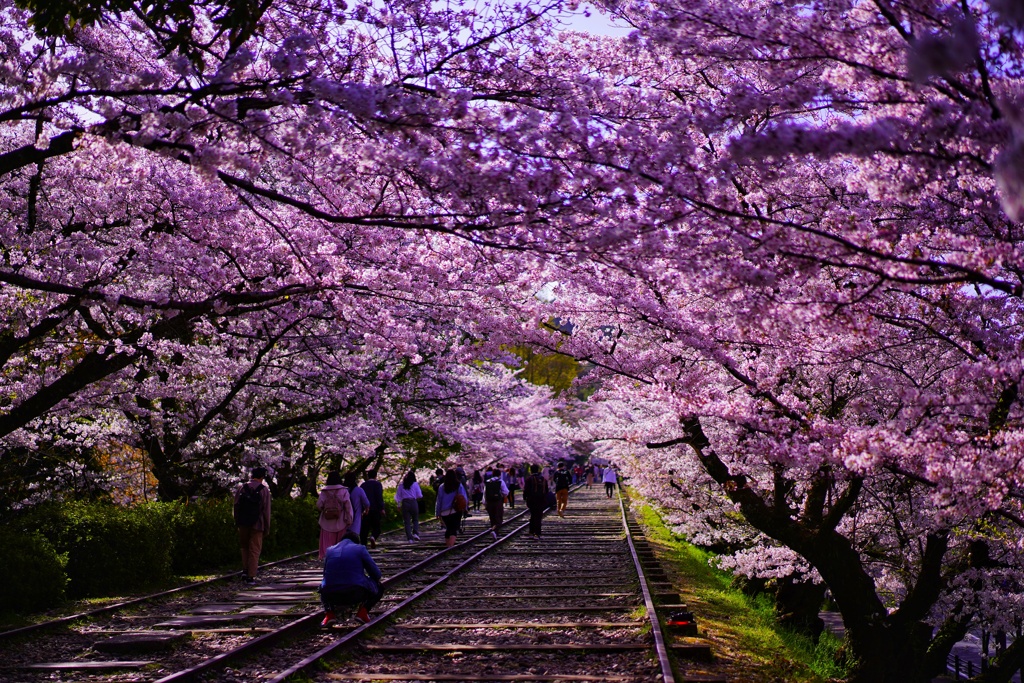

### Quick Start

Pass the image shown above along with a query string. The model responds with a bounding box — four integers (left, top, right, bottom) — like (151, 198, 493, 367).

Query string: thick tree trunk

(146, 437, 191, 501)
(773, 576, 825, 641)
(679, 416, 951, 683)
(842, 621, 935, 683)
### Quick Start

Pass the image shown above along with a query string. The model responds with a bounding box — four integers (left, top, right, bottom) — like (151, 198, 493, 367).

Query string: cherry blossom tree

(0, 0, 587, 507)
(501, 0, 1024, 680)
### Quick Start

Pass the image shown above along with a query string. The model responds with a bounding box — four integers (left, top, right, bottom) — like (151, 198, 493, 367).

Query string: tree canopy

(3, 0, 1024, 680)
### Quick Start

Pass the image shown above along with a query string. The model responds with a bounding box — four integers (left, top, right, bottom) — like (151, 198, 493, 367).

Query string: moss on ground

(631, 498, 850, 683)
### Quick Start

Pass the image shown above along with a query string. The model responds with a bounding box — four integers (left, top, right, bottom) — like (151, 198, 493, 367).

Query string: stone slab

(154, 615, 249, 628)
(238, 605, 298, 615)
(234, 591, 313, 602)
(16, 661, 154, 671)
(93, 632, 189, 653)
(188, 603, 245, 615)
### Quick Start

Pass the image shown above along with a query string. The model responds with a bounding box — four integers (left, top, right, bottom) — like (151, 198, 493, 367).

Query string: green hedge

(2, 491, 434, 615)
(382, 485, 437, 523)
(18, 501, 174, 597)
(168, 495, 319, 572)
(262, 495, 319, 556)
(4, 495, 321, 611)
(166, 499, 237, 573)
(0, 529, 67, 612)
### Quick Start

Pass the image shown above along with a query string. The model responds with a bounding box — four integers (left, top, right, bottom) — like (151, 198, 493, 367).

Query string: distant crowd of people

(232, 460, 620, 626)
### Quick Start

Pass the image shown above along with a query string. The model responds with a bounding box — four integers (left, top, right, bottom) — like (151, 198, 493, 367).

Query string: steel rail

(151, 506, 532, 683)
(0, 502, 466, 642)
(260, 483, 583, 682)
(266, 516, 534, 683)
(0, 547, 316, 642)
(616, 484, 677, 683)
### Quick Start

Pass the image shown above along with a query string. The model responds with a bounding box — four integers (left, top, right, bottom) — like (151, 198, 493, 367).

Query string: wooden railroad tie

(414, 606, 636, 613)
(327, 675, 639, 681)
(361, 643, 714, 659)
(395, 621, 645, 629)
(12, 661, 155, 671)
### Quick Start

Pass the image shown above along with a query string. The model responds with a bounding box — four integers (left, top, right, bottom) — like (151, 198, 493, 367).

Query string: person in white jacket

(602, 466, 619, 498)
(394, 470, 424, 542)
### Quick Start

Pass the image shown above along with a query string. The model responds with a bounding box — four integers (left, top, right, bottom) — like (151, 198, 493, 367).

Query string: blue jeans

(320, 582, 383, 611)
(401, 498, 420, 540)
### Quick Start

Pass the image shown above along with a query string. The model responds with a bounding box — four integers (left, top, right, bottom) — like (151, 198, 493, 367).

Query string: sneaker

(321, 611, 337, 627)
(413, 533, 420, 541)
(355, 606, 370, 624)
(491, 530, 498, 540)
(244, 576, 256, 585)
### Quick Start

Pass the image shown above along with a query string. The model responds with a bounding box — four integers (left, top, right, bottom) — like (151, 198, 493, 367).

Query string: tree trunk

(843, 620, 936, 683)
(773, 576, 826, 642)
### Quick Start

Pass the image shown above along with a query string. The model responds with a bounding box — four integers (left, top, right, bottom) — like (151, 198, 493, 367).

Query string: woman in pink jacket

(317, 471, 354, 561)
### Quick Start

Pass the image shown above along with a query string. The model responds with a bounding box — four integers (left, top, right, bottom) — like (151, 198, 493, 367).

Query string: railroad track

(2, 486, 727, 683)
(264, 487, 725, 683)
(0, 505, 527, 682)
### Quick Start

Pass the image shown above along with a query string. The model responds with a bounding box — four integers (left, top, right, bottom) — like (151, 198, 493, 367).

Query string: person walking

(603, 465, 618, 498)
(360, 470, 385, 548)
(522, 464, 549, 539)
(319, 532, 384, 626)
(470, 469, 484, 511)
(504, 465, 519, 509)
(483, 465, 509, 540)
(585, 464, 594, 489)
(395, 470, 423, 542)
(435, 469, 468, 548)
(344, 471, 370, 543)
(553, 461, 573, 518)
(429, 467, 444, 491)
(234, 466, 272, 584)
(316, 471, 354, 561)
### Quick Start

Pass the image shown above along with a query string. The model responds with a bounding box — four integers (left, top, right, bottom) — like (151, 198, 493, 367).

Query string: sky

(557, 4, 633, 37)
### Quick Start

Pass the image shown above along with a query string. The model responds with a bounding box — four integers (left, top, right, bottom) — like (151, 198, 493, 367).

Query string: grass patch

(631, 498, 849, 683)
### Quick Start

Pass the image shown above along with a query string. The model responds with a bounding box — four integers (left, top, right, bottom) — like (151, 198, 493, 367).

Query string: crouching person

(319, 531, 384, 626)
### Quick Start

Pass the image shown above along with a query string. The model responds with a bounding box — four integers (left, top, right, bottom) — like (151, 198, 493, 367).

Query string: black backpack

(524, 474, 545, 502)
(554, 470, 572, 490)
(235, 483, 262, 527)
(484, 476, 504, 501)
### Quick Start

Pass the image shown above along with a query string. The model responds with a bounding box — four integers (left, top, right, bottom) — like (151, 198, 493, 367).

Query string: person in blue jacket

(319, 532, 384, 626)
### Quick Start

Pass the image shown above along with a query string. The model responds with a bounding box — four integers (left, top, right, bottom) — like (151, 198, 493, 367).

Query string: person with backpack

(435, 469, 468, 548)
(522, 464, 549, 540)
(553, 461, 573, 518)
(343, 471, 370, 544)
(395, 470, 424, 542)
(317, 471, 355, 561)
(234, 466, 272, 584)
(483, 465, 509, 540)
(360, 470, 385, 548)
